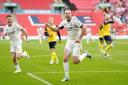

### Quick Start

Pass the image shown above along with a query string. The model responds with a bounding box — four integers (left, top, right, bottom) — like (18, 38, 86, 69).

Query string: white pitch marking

(27, 73, 53, 85)
(32, 54, 61, 58)
(32, 70, 128, 74)
(32, 55, 49, 57)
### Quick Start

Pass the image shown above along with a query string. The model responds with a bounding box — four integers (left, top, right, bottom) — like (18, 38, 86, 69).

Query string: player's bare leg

(11, 52, 21, 73)
(61, 49, 70, 82)
(12, 51, 30, 73)
(61, 46, 92, 82)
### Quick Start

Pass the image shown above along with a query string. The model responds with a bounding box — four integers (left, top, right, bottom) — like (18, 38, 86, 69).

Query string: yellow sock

(105, 44, 112, 53)
(51, 51, 57, 61)
(99, 43, 104, 51)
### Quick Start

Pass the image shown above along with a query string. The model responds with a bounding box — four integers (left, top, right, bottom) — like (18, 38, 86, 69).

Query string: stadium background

(0, 0, 128, 85)
(0, 0, 128, 39)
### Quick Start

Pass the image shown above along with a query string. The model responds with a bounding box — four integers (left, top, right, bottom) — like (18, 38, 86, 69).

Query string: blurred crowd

(97, 0, 128, 35)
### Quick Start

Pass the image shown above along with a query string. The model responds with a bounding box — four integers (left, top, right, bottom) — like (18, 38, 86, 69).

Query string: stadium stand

(69, 0, 100, 10)
(0, 0, 6, 3)
(0, 14, 7, 26)
(15, 14, 67, 36)
(12, 0, 54, 10)
(72, 11, 103, 35)
(62, 0, 77, 10)
(0, 0, 127, 37)
(0, 0, 6, 9)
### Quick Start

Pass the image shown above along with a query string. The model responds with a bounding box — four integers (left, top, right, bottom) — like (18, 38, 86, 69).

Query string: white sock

(15, 64, 21, 70)
(63, 62, 69, 78)
(79, 52, 88, 62)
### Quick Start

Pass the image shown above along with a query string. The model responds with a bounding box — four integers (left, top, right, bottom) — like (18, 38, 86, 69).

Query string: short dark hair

(6, 15, 12, 19)
(64, 8, 70, 13)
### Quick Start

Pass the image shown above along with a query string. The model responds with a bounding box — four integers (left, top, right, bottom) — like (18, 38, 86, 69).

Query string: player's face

(65, 10, 72, 21)
(6, 17, 13, 26)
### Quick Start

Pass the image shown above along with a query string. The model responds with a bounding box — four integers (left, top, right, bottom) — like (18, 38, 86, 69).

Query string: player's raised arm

(45, 23, 59, 32)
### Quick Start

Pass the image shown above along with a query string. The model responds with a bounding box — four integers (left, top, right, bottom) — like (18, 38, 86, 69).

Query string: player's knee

(73, 59, 80, 64)
(73, 60, 79, 64)
(16, 54, 22, 59)
(64, 57, 68, 62)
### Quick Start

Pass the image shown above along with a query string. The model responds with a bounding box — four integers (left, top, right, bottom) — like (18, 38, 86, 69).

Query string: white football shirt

(59, 16, 83, 40)
(4, 23, 23, 43)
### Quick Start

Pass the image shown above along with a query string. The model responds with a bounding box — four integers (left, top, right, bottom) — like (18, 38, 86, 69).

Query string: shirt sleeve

(73, 16, 83, 28)
(16, 23, 23, 31)
(58, 21, 65, 29)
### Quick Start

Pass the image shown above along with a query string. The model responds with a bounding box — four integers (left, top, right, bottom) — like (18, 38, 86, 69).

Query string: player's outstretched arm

(45, 23, 59, 32)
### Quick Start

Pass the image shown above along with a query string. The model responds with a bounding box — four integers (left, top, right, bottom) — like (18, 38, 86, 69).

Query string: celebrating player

(46, 9, 92, 81)
(3, 15, 30, 73)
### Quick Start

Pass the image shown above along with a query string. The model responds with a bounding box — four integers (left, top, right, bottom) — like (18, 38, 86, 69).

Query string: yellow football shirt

(103, 24, 111, 36)
(98, 28, 104, 38)
(46, 25, 57, 42)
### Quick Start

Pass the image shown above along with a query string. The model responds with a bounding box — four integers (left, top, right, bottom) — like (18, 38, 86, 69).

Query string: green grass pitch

(0, 39, 128, 85)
